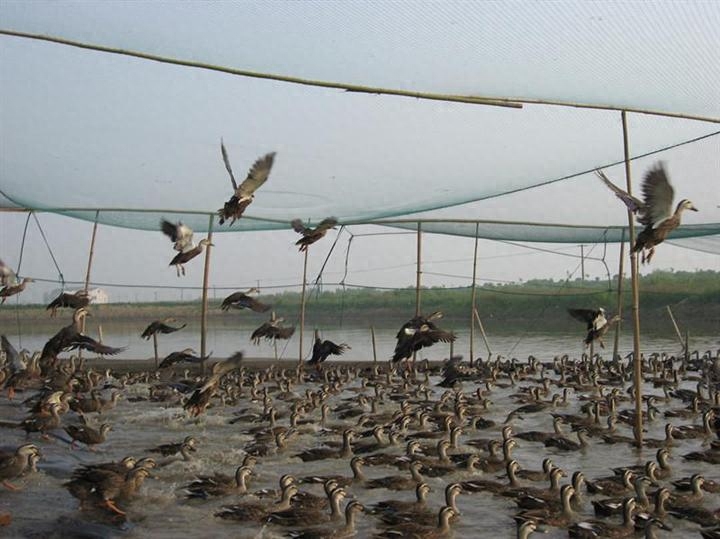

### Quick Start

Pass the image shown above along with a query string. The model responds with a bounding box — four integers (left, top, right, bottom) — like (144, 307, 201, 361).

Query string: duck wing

(0, 259, 17, 287)
(596, 170, 644, 213)
(639, 163, 675, 228)
(237, 152, 276, 198)
(567, 308, 597, 327)
(220, 140, 238, 190)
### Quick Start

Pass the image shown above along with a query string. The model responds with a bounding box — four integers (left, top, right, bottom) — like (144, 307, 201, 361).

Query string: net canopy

(1, 1, 719, 242)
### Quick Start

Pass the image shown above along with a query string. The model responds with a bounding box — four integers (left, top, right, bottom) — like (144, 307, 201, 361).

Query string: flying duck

(140, 318, 186, 339)
(161, 219, 213, 276)
(291, 217, 338, 252)
(568, 307, 620, 348)
(159, 348, 205, 369)
(218, 140, 276, 225)
(392, 311, 456, 362)
(220, 287, 271, 312)
(250, 312, 295, 345)
(40, 308, 126, 363)
(0, 259, 31, 304)
(597, 162, 698, 263)
(307, 330, 350, 367)
(46, 290, 91, 317)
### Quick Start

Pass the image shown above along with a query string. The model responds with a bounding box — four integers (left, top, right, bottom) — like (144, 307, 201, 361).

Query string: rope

(32, 212, 66, 288)
(12, 212, 32, 347)
(14, 212, 32, 276)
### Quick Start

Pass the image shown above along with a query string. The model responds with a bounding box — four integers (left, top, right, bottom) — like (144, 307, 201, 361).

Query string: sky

(0, 1, 719, 304)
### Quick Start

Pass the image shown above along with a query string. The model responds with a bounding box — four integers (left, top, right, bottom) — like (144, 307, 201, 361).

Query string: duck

(20, 402, 63, 439)
(40, 308, 126, 363)
(267, 484, 347, 526)
(294, 428, 355, 462)
(287, 500, 365, 539)
(374, 505, 456, 539)
(673, 409, 715, 439)
(217, 141, 276, 225)
(140, 318, 186, 339)
(46, 290, 91, 317)
(0, 259, 17, 287)
(184, 465, 253, 499)
(0, 443, 40, 490)
(515, 484, 576, 527)
(633, 488, 671, 530)
(215, 482, 297, 521)
(0, 277, 33, 304)
(365, 460, 425, 491)
(159, 348, 205, 368)
(298, 456, 366, 487)
(370, 482, 432, 521)
(379, 483, 462, 527)
(461, 459, 523, 494)
(307, 330, 351, 368)
(160, 219, 213, 277)
(65, 465, 153, 516)
(568, 497, 636, 538)
(543, 427, 589, 451)
(147, 436, 199, 457)
(291, 217, 338, 251)
(597, 162, 698, 264)
(586, 469, 635, 496)
(251, 312, 296, 345)
(220, 287, 271, 312)
(591, 476, 653, 517)
(64, 423, 111, 451)
(392, 311, 456, 363)
(567, 307, 621, 349)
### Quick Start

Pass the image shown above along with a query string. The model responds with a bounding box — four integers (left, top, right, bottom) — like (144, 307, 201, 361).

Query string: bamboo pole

(415, 222, 422, 316)
(470, 223, 480, 366)
(79, 211, 100, 358)
(666, 306, 686, 350)
(370, 326, 378, 362)
(473, 307, 492, 358)
(152, 333, 159, 369)
(200, 214, 214, 375)
(622, 110, 643, 448)
(612, 229, 626, 361)
(299, 248, 309, 364)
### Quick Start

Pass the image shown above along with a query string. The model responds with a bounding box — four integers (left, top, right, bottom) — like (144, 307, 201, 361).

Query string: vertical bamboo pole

(580, 245, 585, 282)
(200, 214, 214, 375)
(415, 222, 422, 316)
(622, 111, 643, 448)
(152, 333, 159, 369)
(370, 326, 377, 362)
(299, 248, 309, 364)
(79, 211, 100, 358)
(470, 223, 479, 367)
(612, 229, 626, 361)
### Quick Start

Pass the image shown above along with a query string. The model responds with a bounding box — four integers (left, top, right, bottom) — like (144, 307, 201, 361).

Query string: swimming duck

(147, 435, 198, 456)
(64, 423, 112, 451)
(378, 483, 462, 527)
(515, 484, 576, 528)
(568, 497, 636, 538)
(267, 484, 347, 526)
(215, 482, 298, 521)
(184, 465, 253, 499)
(307, 330, 351, 367)
(586, 469, 636, 496)
(370, 482, 432, 521)
(291, 217, 338, 252)
(597, 162, 698, 264)
(20, 402, 63, 439)
(392, 311, 456, 363)
(365, 460, 425, 491)
(374, 505, 457, 539)
(287, 500, 364, 539)
(298, 456, 366, 487)
(251, 312, 296, 345)
(183, 352, 244, 416)
(140, 318, 186, 339)
(64, 466, 152, 516)
(568, 308, 620, 349)
(46, 290, 90, 317)
(220, 287, 271, 312)
(218, 141, 276, 225)
(0, 443, 40, 490)
(294, 428, 355, 462)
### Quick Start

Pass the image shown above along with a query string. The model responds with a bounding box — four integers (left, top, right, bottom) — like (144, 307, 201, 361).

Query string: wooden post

(299, 247, 309, 364)
(666, 306, 686, 350)
(370, 326, 378, 362)
(580, 245, 585, 282)
(415, 222, 422, 316)
(152, 333, 159, 369)
(622, 110, 643, 448)
(470, 223, 479, 366)
(200, 214, 214, 374)
(473, 307, 492, 358)
(612, 229, 626, 361)
(79, 210, 100, 358)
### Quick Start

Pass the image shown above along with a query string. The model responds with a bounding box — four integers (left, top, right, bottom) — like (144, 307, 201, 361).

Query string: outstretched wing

(316, 217, 338, 232)
(291, 219, 307, 234)
(567, 308, 596, 326)
(221, 139, 238, 190)
(0, 259, 17, 287)
(237, 153, 276, 198)
(640, 162, 675, 228)
(595, 170, 644, 213)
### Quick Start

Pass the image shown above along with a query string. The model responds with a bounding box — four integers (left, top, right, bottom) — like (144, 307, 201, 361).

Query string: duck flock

(0, 153, 716, 537)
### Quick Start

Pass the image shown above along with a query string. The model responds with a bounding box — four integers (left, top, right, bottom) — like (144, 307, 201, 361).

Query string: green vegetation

(2, 270, 718, 333)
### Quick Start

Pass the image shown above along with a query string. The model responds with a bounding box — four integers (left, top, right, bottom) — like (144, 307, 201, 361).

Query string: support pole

(152, 333, 159, 369)
(666, 306, 686, 350)
(79, 211, 100, 357)
(580, 245, 585, 282)
(370, 326, 378, 362)
(622, 110, 643, 448)
(470, 223, 479, 366)
(415, 222, 422, 316)
(200, 214, 214, 375)
(299, 247, 309, 364)
(612, 229, 626, 361)
(473, 307, 492, 359)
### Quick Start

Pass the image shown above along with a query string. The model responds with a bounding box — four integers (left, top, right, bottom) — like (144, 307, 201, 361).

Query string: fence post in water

(299, 248, 309, 364)
(200, 214, 214, 375)
(370, 326, 377, 362)
(415, 222, 422, 316)
(622, 110, 643, 448)
(79, 210, 100, 359)
(153, 333, 159, 369)
(470, 223, 480, 366)
(612, 229, 626, 362)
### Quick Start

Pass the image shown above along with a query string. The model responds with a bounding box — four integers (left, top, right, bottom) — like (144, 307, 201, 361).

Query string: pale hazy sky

(1, 1, 718, 304)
